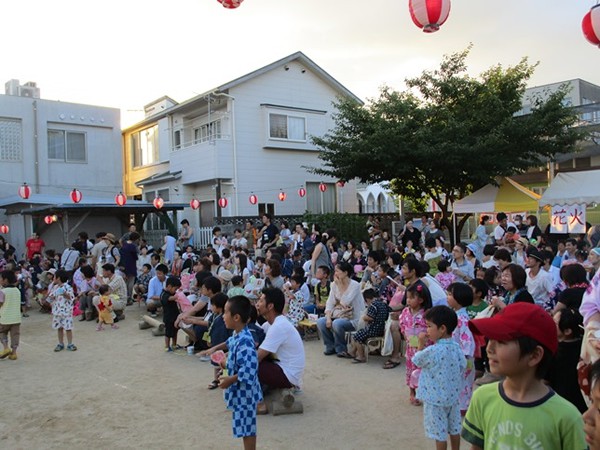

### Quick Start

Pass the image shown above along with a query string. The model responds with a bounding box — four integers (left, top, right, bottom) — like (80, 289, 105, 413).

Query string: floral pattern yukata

(48, 284, 75, 330)
(399, 307, 428, 388)
(452, 307, 476, 411)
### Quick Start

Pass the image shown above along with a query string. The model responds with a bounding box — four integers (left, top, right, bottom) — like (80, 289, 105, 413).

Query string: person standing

(25, 233, 45, 261)
(178, 219, 194, 249)
(120, 232, 139, 304)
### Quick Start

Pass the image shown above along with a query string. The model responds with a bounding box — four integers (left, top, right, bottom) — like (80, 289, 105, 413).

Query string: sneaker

(8, 353, 17, 360)
(150, 312, 158, 318)
(54, 344, 65, 352)
(198, 355, 210, 362)
(66, 344, 77, 351)
(111, 324, 119, 329)
(22, 313, 29, 318)
(96, 325, 104, 331)
(0, 348, 11, 359)
(165, 347, 173, 352)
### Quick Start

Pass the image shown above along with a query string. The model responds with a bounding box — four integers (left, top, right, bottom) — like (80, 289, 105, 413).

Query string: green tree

(311, 48, 586, 241)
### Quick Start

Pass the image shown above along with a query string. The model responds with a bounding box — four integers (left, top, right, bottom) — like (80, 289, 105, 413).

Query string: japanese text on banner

(550, 204, 586, 234)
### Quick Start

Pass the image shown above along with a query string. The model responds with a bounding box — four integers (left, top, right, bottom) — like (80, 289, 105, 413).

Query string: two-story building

(0, 79, 122, 254)
(122, 52, 362, 228)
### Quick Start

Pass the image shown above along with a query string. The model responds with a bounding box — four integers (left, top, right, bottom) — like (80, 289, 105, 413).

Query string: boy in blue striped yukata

(219, 295, 262, 450)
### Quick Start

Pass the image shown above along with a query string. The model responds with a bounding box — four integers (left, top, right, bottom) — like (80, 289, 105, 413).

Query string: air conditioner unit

(19, 85, 40, 98)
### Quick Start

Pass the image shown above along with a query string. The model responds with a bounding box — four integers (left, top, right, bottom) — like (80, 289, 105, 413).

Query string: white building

(122, 52, 361, 227)
(0, 80, 122, 255)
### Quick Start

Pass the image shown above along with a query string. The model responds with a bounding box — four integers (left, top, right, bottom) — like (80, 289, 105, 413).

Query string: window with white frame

(131, 124, 159, 167)
(193, 119, 221, 144)
(269, 113, 306, 141)
(0, 118, 22, 161)
(48, 129, 86, 162)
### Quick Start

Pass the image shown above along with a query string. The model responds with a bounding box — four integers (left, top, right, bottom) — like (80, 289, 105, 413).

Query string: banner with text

(550, 204, 586, 234)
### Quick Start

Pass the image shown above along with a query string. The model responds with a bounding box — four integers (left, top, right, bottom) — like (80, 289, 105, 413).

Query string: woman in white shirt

(316, 261, 365, 357)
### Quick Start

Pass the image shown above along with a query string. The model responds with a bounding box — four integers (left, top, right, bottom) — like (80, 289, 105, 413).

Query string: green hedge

(301, 212, 370, 244)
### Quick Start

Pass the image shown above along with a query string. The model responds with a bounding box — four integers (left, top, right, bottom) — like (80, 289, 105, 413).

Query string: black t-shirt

(512, 289, 534, 304)
(558, 287, 586, 310)
(262, 224, 278, 246)
(160, 289, 179, 324)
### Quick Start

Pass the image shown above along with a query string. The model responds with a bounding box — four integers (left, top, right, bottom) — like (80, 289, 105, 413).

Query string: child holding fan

(399, 282, 432, 406)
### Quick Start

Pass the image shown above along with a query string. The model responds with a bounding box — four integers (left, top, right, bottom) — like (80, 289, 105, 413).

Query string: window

(306, 182, 336, 213)
(258, 203, 274, 217)
(48, 130, 86, 162)
(269, 114, 305, 141)
(131, 124, 159, 167)
(173, 130, 181, 150)
(193, 120, 221, 144)
(0, 118, 22, 161)
(575, 157, 591, 169)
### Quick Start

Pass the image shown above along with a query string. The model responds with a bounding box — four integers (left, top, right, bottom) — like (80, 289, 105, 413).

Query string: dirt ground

(1, 305, 434, 450)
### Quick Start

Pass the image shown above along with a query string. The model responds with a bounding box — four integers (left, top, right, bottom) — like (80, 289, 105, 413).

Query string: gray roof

(123, 51, 363, 132)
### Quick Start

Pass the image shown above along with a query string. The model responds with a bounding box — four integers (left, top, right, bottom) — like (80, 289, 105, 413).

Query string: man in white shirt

(525, 248, 554, 307)
(256, 288, 305, 413)
(494, 212, 509, 245)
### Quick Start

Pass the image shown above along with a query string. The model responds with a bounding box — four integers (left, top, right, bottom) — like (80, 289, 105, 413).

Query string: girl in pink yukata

(399, 282, 433, 406)
(446, 282, 476, 414)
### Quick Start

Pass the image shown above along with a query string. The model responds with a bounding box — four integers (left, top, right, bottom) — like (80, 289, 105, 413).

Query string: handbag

(331, 301, 353, 319)
(381, 318, 394, 356)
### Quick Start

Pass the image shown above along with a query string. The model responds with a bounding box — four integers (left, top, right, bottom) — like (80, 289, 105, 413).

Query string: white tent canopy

(539, 169, 600, 206)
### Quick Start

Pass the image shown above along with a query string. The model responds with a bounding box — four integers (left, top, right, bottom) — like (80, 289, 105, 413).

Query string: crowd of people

(3, 210, 600, 449)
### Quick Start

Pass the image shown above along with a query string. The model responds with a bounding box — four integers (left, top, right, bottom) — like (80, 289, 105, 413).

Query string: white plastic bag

(381, 318, 394, 356)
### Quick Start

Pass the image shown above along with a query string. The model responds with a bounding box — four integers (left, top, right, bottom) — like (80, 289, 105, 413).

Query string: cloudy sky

(2, 0, 597, 126)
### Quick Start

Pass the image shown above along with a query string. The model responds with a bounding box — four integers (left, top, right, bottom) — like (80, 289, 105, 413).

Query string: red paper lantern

(298, 187, 306, 198)
(70, 188, 82, 203)
(336, 181, 346, 188)
(190, 198, 200, 210)
(409, 0, 451, 33)
(18, 182, 31, 199)
(218, 197, 228, 208)
(249, 194, 258, 205)
(0, 224, 8, 234)
(115, 192, 127, 207)
(44, 215, 54, 225)
(217, 0, 243, 9)
(583, 5, 600, 47)
(153, 196, 164, 209)
(278, 191, 287, 202)
(319, 182, 327, 193)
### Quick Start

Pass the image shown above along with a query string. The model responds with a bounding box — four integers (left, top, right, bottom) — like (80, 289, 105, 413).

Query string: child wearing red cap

(462, 302, 586, 449)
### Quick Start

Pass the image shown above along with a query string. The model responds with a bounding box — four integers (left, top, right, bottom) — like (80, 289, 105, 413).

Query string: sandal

(337, 351, 354, 359)
(54, 344, 65, 352)
(67, 344, 77, 351)
(352, 358, 366, 364)
(207, 380, 220, 390)
(257, 403, 269, 415)
(382, 360, 401, 369)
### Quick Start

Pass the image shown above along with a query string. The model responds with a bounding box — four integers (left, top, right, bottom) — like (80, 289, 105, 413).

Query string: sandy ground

(1, 305, 434, 450)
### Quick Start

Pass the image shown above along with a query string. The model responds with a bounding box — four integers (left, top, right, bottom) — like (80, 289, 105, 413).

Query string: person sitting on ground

(348, 289, 389, 363)
(76, 265, 100, 321)
(255, 288, 305, 414)
(145, 264, 168, 317)
(96, 284, 118, 331)
(94, 263, 127, 321)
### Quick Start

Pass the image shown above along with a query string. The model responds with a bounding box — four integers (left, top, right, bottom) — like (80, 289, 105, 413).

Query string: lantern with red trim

(18, 182, 31, 199)
(249, 194, 258, 205)
(218, 197, 228, 208)
(583, 5, 600, 47)
(298, 187, 306, 198)
(44, 215, 54, 225)
(70, 188, 83, 204)
(409, 0, 451, 33)
(153, 196, 164, 210)
(336, 181, 346, 188)
(115, 192, 127, 207)
(319, 182, 327, 193)
(190, 198, 200, 210)
(0, 224, 8, 234)
(217, 0, 243, 9)
(278, 191, 287, 202)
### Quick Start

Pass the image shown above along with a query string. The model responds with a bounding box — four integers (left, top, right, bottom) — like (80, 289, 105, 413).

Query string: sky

(2, 0, 598, 127)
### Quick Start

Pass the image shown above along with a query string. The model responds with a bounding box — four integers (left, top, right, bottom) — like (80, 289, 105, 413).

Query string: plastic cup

(187, 346, 194, 355)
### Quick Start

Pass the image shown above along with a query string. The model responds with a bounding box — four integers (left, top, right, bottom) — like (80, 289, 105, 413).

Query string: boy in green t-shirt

(467, 279, 489, 320)
(462, 302, 586, 450)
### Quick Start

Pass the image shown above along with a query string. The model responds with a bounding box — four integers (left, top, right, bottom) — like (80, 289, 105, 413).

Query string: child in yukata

(219, 295, 262, 450)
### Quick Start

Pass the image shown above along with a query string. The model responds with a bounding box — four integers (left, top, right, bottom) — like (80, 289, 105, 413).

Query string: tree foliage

(311, 48, 586, 229)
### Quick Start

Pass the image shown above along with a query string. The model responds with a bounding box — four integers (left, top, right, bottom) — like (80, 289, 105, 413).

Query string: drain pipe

(33, 100, 40, 193)
(211, 91, 237, 215)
